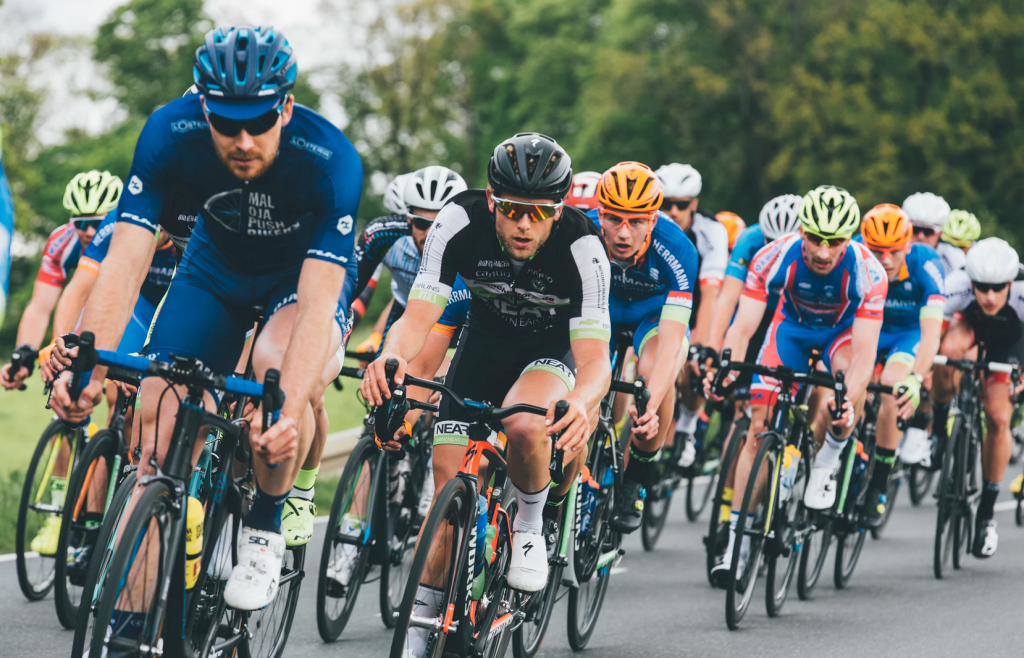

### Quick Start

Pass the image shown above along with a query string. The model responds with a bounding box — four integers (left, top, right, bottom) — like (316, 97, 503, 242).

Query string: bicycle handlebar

(933, 355, 1017, 374)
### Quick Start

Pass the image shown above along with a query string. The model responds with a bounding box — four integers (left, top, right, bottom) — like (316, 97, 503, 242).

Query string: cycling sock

(625, 445, 659, 486)
(289, 466, 319, 502)
(978, 480, 1001, 522)
(676, 405, 699, 435)
(719, 487, 733, 523)
(724, 511, 739, 556)
(512, 484, 547, 534)
(870, 447, 896, 491)
(244, 484, 288, 534)
(543, 491, 568, 521)
(813, 432, 847, 471)
(84, 511, 104, 528)
(407, 585, 444, 657)
(110, 609, 147, 641)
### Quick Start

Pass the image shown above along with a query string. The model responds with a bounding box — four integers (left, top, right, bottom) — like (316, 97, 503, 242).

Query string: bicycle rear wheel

(16, 420, 78, 601)
(381, 442, 427, 629)
(513, 511, 563, 658)
(317, 435, 378, 641)
(55, 429, 118, 628)
(725, 433, 775, 630)
(389, 476, 472, 658)
(640, 452, 675, 551)
(871, 465, 901, 540)
(88, 480, 178, 658)
(705, 415, 746, 585)
(908, 464, 934, 506)
(765, 455, 806, 617)
(685, 474, 715, 521)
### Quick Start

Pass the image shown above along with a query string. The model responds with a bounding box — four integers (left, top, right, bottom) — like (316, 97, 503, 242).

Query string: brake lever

(549, 400, 570, 484)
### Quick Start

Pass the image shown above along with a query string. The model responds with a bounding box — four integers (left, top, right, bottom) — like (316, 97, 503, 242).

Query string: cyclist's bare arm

(16, 279, 62, 347)
(52, 267, 98, 337)
(555, 337, 612, 452)
(362, 298, 444, 405)
(914, 316, 942, 378)
(721, 294, 768, 365)
(844, 316, 884, 402)
(707, 276, 744, 349)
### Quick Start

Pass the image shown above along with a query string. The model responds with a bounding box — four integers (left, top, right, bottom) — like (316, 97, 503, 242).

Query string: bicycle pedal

(551, 556, 569, 567)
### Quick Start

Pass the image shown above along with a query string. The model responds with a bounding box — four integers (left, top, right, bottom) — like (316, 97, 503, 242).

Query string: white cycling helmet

(383, 173, 410, 215)
(404, 166, 468, 212)
(901, 192, 950, 230)
(965, 237, 1020, 284)
(759, 194, 803, 240)
(655, 163, 702, 199)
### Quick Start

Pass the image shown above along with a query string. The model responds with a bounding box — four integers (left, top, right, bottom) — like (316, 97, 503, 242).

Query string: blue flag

(0, 124, 14, 326)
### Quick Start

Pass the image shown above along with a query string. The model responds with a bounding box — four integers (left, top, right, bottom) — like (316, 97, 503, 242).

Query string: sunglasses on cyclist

(72, 218, 102, 231)
(802, 231, 850, 247)
(661, 198, 693, 212)
(973, 281, 1009, 293)
(206, 104, 283, 138)
(408, 214, 434, 231)
(912, 226, 936, 238)
(492, 195, 563, 222)
(599, 207, 656, 230)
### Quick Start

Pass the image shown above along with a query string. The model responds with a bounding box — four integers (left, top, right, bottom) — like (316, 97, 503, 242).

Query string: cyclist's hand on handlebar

(703, 368, 733, 402)
(547, 397, 590, 453)
(50, 335, 77, 371)
(51, 370, 102, 424)
(251, 411, 299, 466)
(826, 395, 856, 430)
(39, 357, 57, 384)
(361, 353, 407, 406)
(379, 420, 410, 452)
(629, 404, 659, 441)
(0, 363, 28, 390)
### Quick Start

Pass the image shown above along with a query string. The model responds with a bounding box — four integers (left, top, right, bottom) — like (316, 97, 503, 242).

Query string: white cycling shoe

(898, 427, 930, 465)
(223, 526, 285, 610)
(507, 530, 548, 592)
(326, 544, 358, 588)
(803, 467, 838, 510)
(678, 436, 697, 468)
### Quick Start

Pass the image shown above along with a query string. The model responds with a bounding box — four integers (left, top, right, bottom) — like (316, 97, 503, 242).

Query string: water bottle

(580, 482, 597, 537)
(852, 441, 867, 499)
(185, 496, 204, 589)
(780, 445, 801, 502)
(475, 494, 488, 575)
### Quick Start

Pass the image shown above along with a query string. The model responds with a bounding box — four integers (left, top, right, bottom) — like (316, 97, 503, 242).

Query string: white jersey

(936, 241, 966, 276)
(943, 268, 1024, 322)
(687, 210, 729, 286)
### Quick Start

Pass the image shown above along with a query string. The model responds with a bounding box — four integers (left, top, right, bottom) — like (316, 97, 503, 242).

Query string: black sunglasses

(973, 281, 1009, 293)
(207, 106, 283, 137)
(661, 198, 693, 211)
(912, 226, 936, 237)
(409, 214, 434, 231)
(73, 218, 102, 231)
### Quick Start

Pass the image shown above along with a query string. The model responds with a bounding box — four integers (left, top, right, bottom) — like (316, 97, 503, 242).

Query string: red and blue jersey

(37, 223, 84, 288)
(744, 234, 887, 330)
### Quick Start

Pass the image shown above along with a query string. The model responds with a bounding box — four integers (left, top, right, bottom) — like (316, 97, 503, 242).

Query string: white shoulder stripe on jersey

(569, 234, 612, 342)
(409, 202, 470, 307)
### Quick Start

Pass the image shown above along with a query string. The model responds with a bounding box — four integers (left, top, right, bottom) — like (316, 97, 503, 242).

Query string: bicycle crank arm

(409, 613, 444, 632)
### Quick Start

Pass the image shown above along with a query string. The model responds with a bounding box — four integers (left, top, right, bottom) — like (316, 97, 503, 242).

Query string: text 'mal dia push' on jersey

(116, 94, 363, 277)
(410, 189, 612, 341)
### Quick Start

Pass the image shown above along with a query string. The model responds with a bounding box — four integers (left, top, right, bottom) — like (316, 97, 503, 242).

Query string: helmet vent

(526, 152, 540, 178)
(506, 145, 519, 176)
(542, 152, 560, 179)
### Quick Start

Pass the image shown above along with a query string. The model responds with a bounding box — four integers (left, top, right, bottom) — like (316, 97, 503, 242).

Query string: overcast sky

(0, 0, 371, 142)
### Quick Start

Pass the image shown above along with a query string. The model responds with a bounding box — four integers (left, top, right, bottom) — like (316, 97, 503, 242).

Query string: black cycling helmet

(487, 133, 573, 200)
(193, 25, 297, 119)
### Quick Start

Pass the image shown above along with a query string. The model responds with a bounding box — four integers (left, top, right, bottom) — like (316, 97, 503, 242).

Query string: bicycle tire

(951, 418, 975, 572)
(389, 475, 472, 658)
(1016, 498, 1023, 527)
(871, 465, 901, 540)
(705, 415, 746, 586)
(835, 434, 872, 590)
(88, 479, 177, 658)
(765, 454, 806, 617)
(934, 415, 961, 579)
(513, 507, 564, 658)
(640, 456, 675, 551)
(725, 432, 775, 630)
(908, 464, 934, 506)
(180, 510, 240, 658)
(317, 435, 378, 641)
(380, 441, 427, 629)
(16, 419, 76, 601)
(468, 487, 519, 658)
(55, 429, 118, 628)
(685, 474, 715, 522)
(70, 470, 136, 658)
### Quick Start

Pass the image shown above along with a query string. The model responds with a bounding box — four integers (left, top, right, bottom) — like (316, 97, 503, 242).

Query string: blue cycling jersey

(81, 211, 177, 307)
(586, 210, 698, 326)
(435, 276, 471, 330)
(117, 95, 362, 278)
(726, 225, 767, 282)
(878, 242, 946, 331)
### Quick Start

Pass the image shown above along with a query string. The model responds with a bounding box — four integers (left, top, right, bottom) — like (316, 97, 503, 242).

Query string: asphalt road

(3, 477, 1022, 658)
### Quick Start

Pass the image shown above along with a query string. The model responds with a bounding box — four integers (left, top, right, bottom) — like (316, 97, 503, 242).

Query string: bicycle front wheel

(934, 418, 961, 579)
(239, 544, 305, 658)
(766, 454, 806, 617)
(908, 464, 934, 506)
(705, 415, 747, 585)
(640, 454, 675, 551)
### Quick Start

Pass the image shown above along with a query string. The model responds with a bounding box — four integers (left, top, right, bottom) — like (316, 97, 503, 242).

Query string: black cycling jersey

(410, 189, 612, 342)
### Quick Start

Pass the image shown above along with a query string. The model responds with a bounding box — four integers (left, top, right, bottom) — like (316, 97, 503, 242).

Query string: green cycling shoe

(282, 498, 317, 547)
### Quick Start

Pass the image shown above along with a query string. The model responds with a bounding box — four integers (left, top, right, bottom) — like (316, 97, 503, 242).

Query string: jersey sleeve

(943, 270, 974, 320)
(654, 222, 698, 326)
(725, 226, 763, 282)
(697, 216, 729, 286)
(78, 210, 119, 276)
(432, 275, 471, 336)
(117, 113, 175, 235)
(854, 247, 888, 321)
(352, 217, 404, 300)
(742, 240, 785, 303)
(36, 225, 75, 288)
(568, 234, 612, 342)
(915, 245, 947, 321)
(306, 139, 363, 269)
(409, 202, 472, 308)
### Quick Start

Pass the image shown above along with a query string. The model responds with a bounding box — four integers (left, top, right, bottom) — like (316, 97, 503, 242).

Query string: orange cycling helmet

(597, 161, 664, 213)
(861, 203, 911, 249)
(716, 211, 745, 249)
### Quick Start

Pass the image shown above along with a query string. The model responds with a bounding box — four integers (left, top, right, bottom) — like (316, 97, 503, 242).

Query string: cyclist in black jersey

(363, 133, 611, 658)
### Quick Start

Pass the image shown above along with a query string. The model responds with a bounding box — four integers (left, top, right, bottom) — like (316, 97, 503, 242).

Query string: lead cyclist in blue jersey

(586, 161, 698, 533)
(50, 25, 363, 615)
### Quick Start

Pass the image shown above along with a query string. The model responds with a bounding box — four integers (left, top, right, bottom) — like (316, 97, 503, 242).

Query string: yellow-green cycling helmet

(63, 170, 123, 217)
(941, 209, 981, 249)
(798, 185, 860, 240)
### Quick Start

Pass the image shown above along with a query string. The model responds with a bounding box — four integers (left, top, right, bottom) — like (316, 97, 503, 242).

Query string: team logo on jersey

(128, 175, 143, 195)
(170, 119, 208, 133)
(531, 276, 547, 292)
(337, 215, 353, 235)
(289, 136, 333, 160)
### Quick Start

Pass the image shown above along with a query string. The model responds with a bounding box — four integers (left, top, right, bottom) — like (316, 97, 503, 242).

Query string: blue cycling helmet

(193, 25, 297, 119)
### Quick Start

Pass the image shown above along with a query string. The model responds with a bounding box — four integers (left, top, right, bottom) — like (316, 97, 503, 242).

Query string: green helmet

(798, 185, 860, 240)
(63, 170, 123, 217)
(941, 209, 981, 249)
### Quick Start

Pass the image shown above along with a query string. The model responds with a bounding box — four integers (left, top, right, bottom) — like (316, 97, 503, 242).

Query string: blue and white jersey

(117, 94, 362, 279)
(352, 215, 420, 307)
(879, 243, 945, 331)
(80, 211, 177, 307)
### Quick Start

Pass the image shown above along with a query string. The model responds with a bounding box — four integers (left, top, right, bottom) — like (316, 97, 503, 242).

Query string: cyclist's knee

(940, 322, 972, 358)
(503, 413, 549, 455)
(879, 363, 908, 389)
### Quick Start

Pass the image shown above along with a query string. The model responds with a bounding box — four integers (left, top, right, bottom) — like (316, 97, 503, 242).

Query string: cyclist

(654, 163, 728, 465)
(705, 194, 802, 540)
(857, 204, 944, 526)
(716, 211, 745, 250)
(706, 185, 886, 586)
(903, 192, 961, 274)
(0, 171, 121, 391)
(349, 166, 467, 354)
(940, 208, 981, 255)
(50, 25, 363, 615)
(934, 237, 1024, 558)
(565, 170, 601, 211)
(586, 161, 697, 533)
(362, 132, 611, 656)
